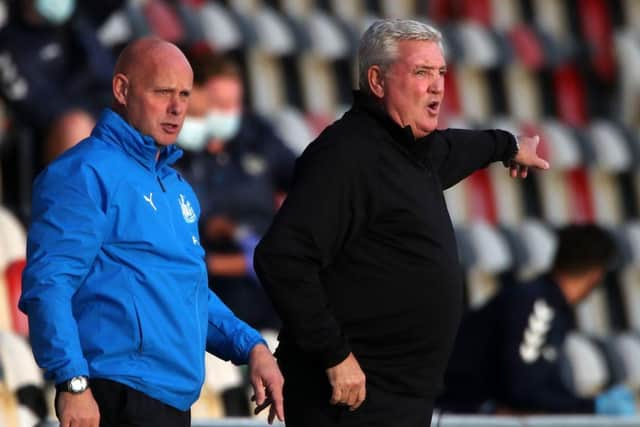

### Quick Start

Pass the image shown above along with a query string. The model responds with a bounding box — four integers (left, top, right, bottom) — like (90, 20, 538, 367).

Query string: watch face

(69, 376, 87, 393)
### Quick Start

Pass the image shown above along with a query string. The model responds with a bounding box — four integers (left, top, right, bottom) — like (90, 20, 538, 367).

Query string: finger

(268, 405, 276, 424)
(520, 165, 528, 178)
(510, 165, 517, 178)
(330, 385, 342, 405)
(252, 378, 266, 406)
(270, 385, 285, 421)
(254, 397, 272, 415)
(536, 158, 550, 170)
(350, 385, 367, 411)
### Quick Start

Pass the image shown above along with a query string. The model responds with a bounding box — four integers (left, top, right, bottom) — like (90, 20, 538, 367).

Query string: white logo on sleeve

(178, 194, 197, 223)
(192, 235, 199, 245)
(519, 299, 555, 364)
(143, 193, 157, 211)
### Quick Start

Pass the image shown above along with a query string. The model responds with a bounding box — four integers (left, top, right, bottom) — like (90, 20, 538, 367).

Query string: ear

(367, 65, 385, 98)
(112, 73, 129, 106)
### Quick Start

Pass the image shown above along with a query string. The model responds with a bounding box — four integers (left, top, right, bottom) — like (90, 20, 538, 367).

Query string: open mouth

(161, 123, 179, 133)
(427, 101, 440, 115)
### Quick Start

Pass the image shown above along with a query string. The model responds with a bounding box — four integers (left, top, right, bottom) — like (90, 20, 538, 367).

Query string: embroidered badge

(178, 194, 196, 223)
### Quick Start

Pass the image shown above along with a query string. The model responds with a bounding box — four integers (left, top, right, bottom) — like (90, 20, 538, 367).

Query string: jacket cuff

(501, 133, 519, 167)
(319, 335, 352, 369)
(49, 360, 90, 385)
(236, 330, 268, 365)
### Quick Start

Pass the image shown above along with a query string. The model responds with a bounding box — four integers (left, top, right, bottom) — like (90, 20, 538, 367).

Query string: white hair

(358, 19, 444, 94)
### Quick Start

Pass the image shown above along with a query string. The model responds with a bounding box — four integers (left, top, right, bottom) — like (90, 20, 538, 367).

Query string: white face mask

(35, 0, 76, 25)
(177, 116, 209, 151)
(206, 111, 241, 142)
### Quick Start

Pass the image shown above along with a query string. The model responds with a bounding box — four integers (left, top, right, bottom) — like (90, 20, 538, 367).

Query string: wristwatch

(56, 376, 90, 393)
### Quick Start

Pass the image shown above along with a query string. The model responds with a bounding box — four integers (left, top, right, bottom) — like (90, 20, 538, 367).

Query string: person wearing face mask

(176, 46, 296, 335)
(0, 0, 116, 165)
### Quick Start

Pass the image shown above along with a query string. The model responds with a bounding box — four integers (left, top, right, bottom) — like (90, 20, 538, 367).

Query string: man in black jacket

(254, 18, 549, 427)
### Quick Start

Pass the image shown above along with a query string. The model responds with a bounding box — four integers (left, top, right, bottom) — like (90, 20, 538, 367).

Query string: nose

(429, 74, 445, 94)
(168, 94, 187, 116)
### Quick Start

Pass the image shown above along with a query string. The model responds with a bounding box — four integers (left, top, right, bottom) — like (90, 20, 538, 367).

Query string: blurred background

(1, 0, 640, 426)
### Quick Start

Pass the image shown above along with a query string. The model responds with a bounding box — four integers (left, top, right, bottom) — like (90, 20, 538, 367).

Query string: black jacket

(254, 91, 518, 398)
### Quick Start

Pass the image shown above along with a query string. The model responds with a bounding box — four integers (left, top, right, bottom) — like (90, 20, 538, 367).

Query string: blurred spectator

(439, 224, 636, 416)
(176, 45, 296, 332)
(0, 0, 115, 163)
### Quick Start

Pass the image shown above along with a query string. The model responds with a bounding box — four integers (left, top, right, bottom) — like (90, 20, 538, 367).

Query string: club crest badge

(178, 194, 196, 223)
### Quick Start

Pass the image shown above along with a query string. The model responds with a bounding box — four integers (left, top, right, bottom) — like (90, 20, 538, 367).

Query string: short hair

(551, 224, 617, 274)
(357, 18, 444, 95)
(182, 43, 241, 86)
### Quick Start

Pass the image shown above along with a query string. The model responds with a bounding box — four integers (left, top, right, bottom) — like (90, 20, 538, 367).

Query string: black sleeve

(499, 293, 595, 413)
(254, 136, 369, 368)
(431, 129, 518, 190)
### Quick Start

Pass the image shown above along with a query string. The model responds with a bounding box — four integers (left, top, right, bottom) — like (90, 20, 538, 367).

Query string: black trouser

(55, 378, 190, 427)
(280, 357, 434, 427)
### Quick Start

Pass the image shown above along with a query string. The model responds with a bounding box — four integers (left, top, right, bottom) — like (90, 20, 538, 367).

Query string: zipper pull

(157, 176, 166, 192)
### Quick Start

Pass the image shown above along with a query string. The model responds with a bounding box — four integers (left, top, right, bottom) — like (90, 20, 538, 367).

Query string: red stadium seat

(554, 65, 588, 126)
(566, 168, 595, 223)
(5, 260, 27, 337)
(466, 170, 498, 224)
(578, 0, 616, 82)
(508, 25, 545, 71)
(143, 0, 185, 43)
(461, 0, 492, 26)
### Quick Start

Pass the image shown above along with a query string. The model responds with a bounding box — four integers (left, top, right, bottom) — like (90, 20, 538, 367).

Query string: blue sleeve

(206, 290, 266, 365)
(19, 161, 109, 384)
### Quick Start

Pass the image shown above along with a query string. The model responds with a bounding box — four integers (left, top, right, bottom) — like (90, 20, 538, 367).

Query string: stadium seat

(612, 332, 640, 391)
(516, 219, 557, 280)
(0, 206, 26, 270)
(456, 66, 492, 122)
(465, 170, 498, 224)
(267, 106, 314, 155)
(5, 260, 27, 337)
(577, 0, 616, 82)
(246, 51, 286, 115)
(574, 286, 612, 336)
(298, 55, 339, 114)
(253, 7, 296, 56)
(456, 23, 501, 68)
(96, 9, 134, 47)
(503, 64, 543, 120)
(199, 2, 245, 51)
(553, 65, 588, 127)
(564, 332, 610, 397)
(306, 10, 350, 60)
(142, 0, 186, 43)
(508, 24, 545, 70)
(539, 121, 581, 170)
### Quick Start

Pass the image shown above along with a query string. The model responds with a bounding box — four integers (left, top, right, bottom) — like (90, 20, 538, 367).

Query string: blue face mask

(35, 0, 76, 25)
(176, 117, 209, 152)
(206, 111, 241, 142)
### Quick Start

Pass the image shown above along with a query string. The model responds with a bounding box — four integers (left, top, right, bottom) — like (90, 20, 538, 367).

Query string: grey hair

(358, 19, 444, 94)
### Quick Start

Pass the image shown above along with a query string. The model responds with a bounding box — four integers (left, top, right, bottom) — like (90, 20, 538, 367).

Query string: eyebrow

(415, 65, 448, 72)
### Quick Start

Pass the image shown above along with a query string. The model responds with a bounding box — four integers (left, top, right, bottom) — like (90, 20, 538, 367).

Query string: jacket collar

(352, 90, 421, 148)
(91, 108, 183, 172)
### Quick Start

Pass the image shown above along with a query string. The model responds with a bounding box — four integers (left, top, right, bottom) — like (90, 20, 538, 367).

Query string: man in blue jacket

(19, 37, 284, 427)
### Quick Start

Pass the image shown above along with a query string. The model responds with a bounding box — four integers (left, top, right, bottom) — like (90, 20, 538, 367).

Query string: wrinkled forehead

(393, 39, 446, 68)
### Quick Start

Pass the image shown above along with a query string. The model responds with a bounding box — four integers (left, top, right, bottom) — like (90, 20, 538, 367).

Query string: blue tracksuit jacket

(19, 108, 265, 410)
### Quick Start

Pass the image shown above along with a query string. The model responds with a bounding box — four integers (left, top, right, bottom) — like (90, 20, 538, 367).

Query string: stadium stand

(2, 0, 640, 424)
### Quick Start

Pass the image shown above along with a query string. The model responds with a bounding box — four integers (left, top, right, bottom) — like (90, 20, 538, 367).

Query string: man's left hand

(509, 135, 550, 178)
(248, 343, 285, 424)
